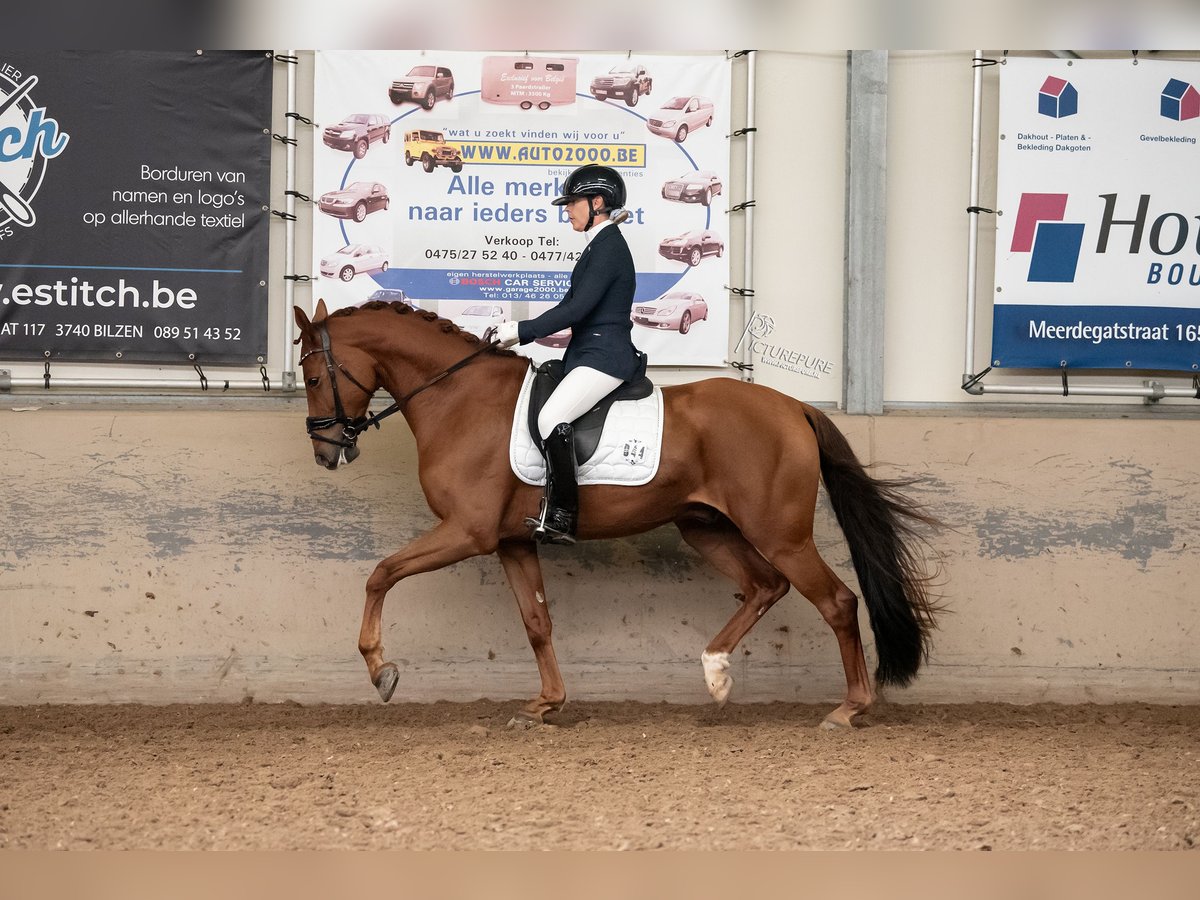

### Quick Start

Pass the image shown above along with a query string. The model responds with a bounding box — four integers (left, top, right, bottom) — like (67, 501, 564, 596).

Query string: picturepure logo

(0, 67, 70, 232)
(1160, 78, 1200, 121)
(1010, 192, 1085, 283)
(1038, 76, 1078, 119)
(732, 312, 835, 380)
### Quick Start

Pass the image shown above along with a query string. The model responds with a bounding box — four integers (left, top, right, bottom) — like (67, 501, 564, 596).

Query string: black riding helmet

(552, 164, 627, 230)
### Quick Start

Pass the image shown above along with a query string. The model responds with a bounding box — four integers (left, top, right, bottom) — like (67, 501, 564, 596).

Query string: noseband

(300, 320, 496, 450)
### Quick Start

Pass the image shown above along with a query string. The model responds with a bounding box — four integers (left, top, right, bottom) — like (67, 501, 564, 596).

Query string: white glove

(496, 320, 521, 348)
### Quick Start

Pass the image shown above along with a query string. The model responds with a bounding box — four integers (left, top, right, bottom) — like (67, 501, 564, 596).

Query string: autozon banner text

(313, 51, 731, 368)
(0, 51, 271, 364)
(993, 57, 1200, 370)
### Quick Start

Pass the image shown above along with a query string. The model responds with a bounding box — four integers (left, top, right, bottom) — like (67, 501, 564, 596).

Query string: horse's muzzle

(314, 441, 360, 470)
(307, 415, 372, 469)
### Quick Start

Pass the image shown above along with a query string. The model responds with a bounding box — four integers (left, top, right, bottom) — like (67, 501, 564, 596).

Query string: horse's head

(294, 299, 381, 470)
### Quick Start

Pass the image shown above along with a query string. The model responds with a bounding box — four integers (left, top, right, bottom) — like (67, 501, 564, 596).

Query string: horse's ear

(293, 305, 312, 333)
(294, 299, 329, 335)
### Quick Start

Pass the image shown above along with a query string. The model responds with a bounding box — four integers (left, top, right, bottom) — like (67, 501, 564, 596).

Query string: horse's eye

(307, 376, 320, 387)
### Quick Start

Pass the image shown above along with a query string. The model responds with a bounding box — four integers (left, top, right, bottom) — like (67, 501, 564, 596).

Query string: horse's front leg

(496, 538, 565, 726)
(360, 520, 489, 702)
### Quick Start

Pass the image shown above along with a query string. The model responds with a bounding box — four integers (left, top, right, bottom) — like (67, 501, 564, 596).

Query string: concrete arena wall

(2, 402, 1196, 706)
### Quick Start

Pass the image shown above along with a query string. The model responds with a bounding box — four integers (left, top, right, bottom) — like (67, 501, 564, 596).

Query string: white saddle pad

(509, 366, 664, 487)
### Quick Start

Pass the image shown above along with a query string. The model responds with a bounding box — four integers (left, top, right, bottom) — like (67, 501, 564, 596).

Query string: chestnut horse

(294, 299, 938, 728)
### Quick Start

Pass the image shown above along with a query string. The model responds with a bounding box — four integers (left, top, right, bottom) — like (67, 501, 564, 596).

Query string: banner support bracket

(961, 366, 992, 395)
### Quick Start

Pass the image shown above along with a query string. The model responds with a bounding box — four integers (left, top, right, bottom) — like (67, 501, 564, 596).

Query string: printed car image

(366, 288, 413, 306)
(589, 65, 652, 107)
(320, 243, 389, 282)
(389, 65, 455, 110)
(661, 170, 723, 206)
(404, 129, 463, 173)
(658, 229, 724, 267)
(318, 181, 390, 222)
(321, 113, 391, 159)
(453, 303, 507, 338)
(646, 96, 715, 143)
(534, 327, 572, 349)
(632, 291, 709, 334)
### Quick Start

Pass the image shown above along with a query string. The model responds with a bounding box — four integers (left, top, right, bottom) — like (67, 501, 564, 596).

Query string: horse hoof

(506, 713, 541, 729)
(711, 675, 733, 707)
(374, 664, 399, 703)
(820, 712, 853, 730)
(701, 651, 732, 706)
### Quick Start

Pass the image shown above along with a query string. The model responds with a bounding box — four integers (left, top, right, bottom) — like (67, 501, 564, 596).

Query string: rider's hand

(495, 320, 520, 349)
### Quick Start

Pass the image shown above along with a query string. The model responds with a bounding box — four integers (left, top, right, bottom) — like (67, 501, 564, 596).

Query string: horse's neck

(373, 335, 454, 403)
(365, 321, 518, 436)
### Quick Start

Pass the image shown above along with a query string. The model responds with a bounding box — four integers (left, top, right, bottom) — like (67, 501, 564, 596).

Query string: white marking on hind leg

(701, 651, 732, 706)
(535, 591, 545, 605)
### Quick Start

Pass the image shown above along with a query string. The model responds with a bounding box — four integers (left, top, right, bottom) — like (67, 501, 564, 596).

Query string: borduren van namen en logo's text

(734, 313, 834, 380)
(0, 67, 70, 236)
(1012, 192, 1200, 287)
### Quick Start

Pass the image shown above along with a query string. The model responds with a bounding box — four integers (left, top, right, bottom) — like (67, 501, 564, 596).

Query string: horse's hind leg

(677, 516, 790, 707)
(496, 539, 566, 726)
(761, 539, 872, 729)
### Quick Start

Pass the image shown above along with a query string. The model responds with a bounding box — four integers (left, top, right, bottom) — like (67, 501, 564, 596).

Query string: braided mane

(327, 300, 514, 352)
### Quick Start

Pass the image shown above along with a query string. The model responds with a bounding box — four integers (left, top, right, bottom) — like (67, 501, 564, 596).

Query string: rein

(300, 321, 496, 449)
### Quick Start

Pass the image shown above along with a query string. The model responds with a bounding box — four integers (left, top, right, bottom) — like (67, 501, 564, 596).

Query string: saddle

(527, 357, 653, 462)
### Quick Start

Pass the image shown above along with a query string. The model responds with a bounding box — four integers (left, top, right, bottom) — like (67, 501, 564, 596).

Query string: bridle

(299, 320, 496, 450)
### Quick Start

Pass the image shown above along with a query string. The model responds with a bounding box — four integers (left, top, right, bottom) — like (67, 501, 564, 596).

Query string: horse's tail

(801, 404, 940, 687)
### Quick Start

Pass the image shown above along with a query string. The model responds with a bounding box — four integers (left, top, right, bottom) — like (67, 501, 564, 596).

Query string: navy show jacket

(516, 223, 644, 382)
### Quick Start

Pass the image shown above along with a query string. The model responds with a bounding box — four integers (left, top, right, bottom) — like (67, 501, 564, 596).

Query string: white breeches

(537, 366, 622, 440)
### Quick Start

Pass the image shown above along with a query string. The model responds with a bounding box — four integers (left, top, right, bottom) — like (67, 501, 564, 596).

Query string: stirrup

(524, 499, 576, 545)
(525, 517, 576, 545)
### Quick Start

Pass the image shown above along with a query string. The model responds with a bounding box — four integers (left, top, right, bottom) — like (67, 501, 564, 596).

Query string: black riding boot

(527, 422, 578, 545)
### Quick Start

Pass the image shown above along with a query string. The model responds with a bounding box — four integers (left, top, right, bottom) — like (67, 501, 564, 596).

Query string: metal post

(843, 50, 888, 415)
(282, 48, 298, 389)
(740, 50, 757, 382)
(964, 49, 984, 382)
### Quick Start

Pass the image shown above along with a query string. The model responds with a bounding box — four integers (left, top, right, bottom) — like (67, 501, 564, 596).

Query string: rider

(495, 164, 645, 545)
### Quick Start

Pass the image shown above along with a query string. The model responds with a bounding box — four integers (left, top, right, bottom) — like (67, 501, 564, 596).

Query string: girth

(527, 358, 653, 462)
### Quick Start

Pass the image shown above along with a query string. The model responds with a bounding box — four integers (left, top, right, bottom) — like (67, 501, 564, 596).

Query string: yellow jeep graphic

(404, 129, 463, 173)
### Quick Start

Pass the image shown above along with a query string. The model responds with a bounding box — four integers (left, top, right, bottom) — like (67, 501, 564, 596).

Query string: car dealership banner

(0, 51, 271, 365)
(314, 51, 731, 367)
(993, 57, 1200, 370)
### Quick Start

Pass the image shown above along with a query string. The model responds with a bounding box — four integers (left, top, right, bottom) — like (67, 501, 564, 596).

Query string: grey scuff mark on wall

(146, 518, 201, 558)
(901, 474, 982, 548)
(626, 528, 706, 580)
(536, 526, 705, 580)
(973, 458, 1179, 567)
(975, 500, 1174, 567)
(130, 485, 428, 562)
(892, 465, 1178, 568)
(0, 488, 111, 560)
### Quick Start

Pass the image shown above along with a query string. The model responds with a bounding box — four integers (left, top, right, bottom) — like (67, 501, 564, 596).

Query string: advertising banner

(0, 51, 271, 365)
(993, 57, 1200, 370)
(313, 51, 731, 367)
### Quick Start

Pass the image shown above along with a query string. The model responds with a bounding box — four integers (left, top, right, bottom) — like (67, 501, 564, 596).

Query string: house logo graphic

(0, 71, 70, 230)
(1010, 192, 1085, 283)
(1160, 78, 1200, 121)
(1038, 76, 1078, 118)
